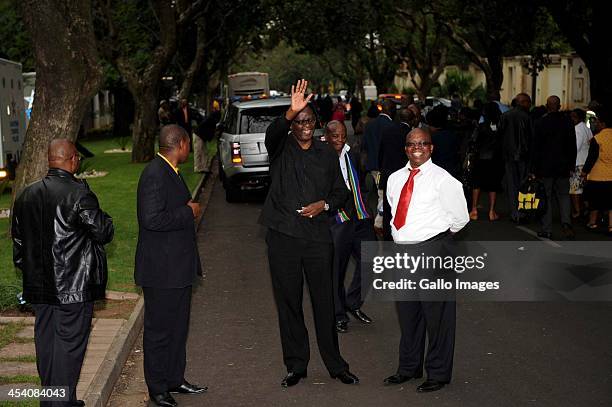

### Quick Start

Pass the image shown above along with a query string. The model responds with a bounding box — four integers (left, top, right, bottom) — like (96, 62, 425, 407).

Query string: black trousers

(396, 300, 456, 382)
(142, 286, 192, 394)
(33, 301, 94, 406)
(266, 228, 348, 376)
(331, 219, 375, 322)
(395, 231, 456, 383)
(540, 176, 571, 233)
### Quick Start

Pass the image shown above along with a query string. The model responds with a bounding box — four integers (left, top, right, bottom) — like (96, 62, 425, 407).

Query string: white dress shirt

(386, 159, 469, 243)
(338, 144, 351, 189)
(575, 121, 593, 166)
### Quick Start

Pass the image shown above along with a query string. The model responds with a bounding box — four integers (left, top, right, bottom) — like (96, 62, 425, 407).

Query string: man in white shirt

(384, 128, 469, 393)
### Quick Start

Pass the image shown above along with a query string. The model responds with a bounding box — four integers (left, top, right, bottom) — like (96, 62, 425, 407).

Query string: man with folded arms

(385, 128, 469, 393)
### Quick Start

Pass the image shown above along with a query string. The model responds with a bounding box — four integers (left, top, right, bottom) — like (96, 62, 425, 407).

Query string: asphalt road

(112, 179, 612, 407)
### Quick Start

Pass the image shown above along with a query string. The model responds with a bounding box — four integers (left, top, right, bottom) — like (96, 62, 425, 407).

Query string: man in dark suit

(363, 99, 397, 232)
(379, 108, 414, 240)
(135, 125, 206, 407)
(326, 120, 376, 333)
(530, 95, 577, 239)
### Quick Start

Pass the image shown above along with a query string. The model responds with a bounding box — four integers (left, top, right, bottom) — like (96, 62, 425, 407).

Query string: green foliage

(469, 84, 487, 104)
(0, 322, 23, 349)
(0, 0, 34, 70)
(402, 86, 416, 96)
(439, 70, 475, 101)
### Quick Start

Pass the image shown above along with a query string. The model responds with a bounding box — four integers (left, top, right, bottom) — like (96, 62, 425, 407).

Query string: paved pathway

(166, 180, 612, 407)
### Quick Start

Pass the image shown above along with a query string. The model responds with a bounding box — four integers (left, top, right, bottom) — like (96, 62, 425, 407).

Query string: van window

(239, 106, 288, 134)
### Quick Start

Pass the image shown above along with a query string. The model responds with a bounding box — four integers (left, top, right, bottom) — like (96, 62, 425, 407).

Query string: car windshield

(239, 106, 288, 134)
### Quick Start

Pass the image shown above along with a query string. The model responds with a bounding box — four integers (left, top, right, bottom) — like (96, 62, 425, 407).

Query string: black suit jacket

(363, 114, 395, 171)
(378, 122, 410, 190)
(135, 156, 201, 288)
(334, 149, 375, 222)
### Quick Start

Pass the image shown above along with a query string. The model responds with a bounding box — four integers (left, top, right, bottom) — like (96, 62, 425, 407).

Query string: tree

(393, 1, 451, 99)
(543, 1, 612, 108)
(436, 0, 538, 101)
(0, 0, 35, 71)
(14, 0, 103, 200)
(97, 0, 206, 162)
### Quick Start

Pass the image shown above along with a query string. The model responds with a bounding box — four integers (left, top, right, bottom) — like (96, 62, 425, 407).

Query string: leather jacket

(12, 168, 114, 304)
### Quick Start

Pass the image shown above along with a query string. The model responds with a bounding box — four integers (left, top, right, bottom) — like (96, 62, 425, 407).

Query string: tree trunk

(14, 0, 102, 203)
(111, 85, 134, 139)
(178, 20, 207, 100)
(130, 87, 159, 162)
(486, 54, 503, 101)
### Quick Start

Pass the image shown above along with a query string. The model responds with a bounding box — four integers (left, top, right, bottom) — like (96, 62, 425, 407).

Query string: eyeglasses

(405, 141, 432, 149)
(293, 118, 316, 126)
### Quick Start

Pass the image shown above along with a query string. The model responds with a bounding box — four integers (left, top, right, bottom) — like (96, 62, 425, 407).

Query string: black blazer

(379, 122, 410, 190)
(135, 156, 201, 288)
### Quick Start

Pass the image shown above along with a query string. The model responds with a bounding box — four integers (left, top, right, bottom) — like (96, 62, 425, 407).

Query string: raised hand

(286, 79, 313, 121)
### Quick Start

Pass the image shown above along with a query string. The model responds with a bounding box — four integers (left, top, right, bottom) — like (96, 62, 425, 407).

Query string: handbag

(517, 178, 547, 217)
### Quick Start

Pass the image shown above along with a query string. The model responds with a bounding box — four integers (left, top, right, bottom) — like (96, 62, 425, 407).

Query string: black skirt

(584, 181, 612, 210)
(472, 158, 504, 192)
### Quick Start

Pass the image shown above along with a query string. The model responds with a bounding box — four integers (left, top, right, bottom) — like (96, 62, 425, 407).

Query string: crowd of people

(308, 89, 612, 241)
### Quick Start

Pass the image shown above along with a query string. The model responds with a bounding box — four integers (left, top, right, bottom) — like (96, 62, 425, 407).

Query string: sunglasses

(293, 118, 316, 126)
(405, 141, 432, 149)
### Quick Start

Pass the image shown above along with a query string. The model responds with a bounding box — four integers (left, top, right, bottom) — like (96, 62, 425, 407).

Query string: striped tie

(336, 153, 370, 224)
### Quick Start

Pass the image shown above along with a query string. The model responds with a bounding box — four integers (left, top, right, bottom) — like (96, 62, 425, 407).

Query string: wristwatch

(324, 201, 330, 211)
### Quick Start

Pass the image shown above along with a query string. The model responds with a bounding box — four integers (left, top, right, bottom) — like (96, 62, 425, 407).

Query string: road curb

(83, 296, 144, 406)
(83, 162, 215, 406)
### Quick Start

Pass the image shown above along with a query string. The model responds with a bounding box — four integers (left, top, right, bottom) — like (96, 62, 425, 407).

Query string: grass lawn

(0, 137, 213, 305)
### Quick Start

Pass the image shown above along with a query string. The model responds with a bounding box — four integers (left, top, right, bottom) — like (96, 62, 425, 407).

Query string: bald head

(515, 93, 532, 112)
(325, 120, 346, 134)
(546, 95, 561, 112)
(48, 139, 79, 173)
(381, 99, 397, 118)
(399, 108, 415, 124)
(406, 127, 431, 144)
(159, 125, 188, 152)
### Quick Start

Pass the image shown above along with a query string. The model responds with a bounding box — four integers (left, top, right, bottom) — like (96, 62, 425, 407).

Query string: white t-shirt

(575, 121, 593, 166)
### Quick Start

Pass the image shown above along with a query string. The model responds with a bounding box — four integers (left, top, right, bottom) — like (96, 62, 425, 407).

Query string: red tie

(393, 168, 420, 230)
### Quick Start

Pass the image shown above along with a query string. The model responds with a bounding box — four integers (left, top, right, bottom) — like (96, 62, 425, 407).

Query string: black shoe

(149, 392, 177, 407)
(336, 320, 348, 333)
(71, 401, 85, 407)
(281, 371, 307, 387)
(348, 309, 373, 324)
(383, 373, 421, 385)
(416, 379, 446, 393)
(168, 380, 208, 394)
(537, 231, 553, 239)
(561, 223, 575, 240)
(333, 370, 359, 384)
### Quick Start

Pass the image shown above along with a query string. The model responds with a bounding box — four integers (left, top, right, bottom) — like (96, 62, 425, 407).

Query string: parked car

(217, 97, 323, 202)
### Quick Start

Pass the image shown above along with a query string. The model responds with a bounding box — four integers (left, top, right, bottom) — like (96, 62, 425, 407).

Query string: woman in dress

(469, 102, 504, 221)
(582, 109, 612, 234)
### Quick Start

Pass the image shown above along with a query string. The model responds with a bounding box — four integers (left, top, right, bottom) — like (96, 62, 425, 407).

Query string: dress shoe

(281, 371, 307, 387)
(333, 370, 359, 384)
(149, 392, 177, 407)
(169, 380, 208, 394)
(383, 373, 421, 385)
(336, 320, 348, 333)
(348, 309, 373, 324)
(416, 379, 446, 393)
(71, 401, 85, 407)
(537, 231, 553, 239)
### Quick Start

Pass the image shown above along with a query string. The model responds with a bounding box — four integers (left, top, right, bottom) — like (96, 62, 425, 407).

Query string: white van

(0, 58, 26, 180)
